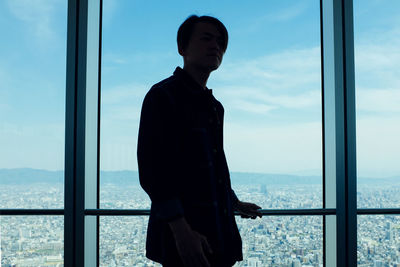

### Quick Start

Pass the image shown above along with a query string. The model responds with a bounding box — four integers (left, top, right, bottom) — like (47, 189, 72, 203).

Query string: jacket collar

(173, 66, 213, 95)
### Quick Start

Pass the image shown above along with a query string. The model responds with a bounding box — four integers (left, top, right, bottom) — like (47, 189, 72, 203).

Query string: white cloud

(6, 0, 63, 42)
(234, 2, 310, 34)
(223, 115, 400, 177)
(355, 42, 400, 89)
(102, 0, 118, 28)
(0, 67, 10, 111)
(354, 26, 400, 114)
(211, 47, 322, 114)
(220, 86, 321, 113)
(356, 116, 400, 177)
(231, 99, 277, 114)
(100, 140, 138, 171)
(0, 122, 64, 170)
(224, 121, 323, 174)
(103, 53, 128, 65)
(102, 82, 148, 105)
(265, 2, 309, 22)
(357, 88, 400, 113)
(102, 105, 141, 122)
(216, 46, 321, 89)
(101, 82, 148, 125)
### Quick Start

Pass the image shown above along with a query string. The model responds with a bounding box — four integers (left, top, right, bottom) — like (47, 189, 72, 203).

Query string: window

(0, 0, 67, 265)
(354, 0, 400, 265)
(2, 1, 398, 266)
(99, 1, 322, 265)
(354, 0, 400, 209)
(99, 0, 323, 211)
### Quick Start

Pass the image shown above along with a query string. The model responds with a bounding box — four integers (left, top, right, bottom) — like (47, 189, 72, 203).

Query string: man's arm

(137, 87, 184, 222)
(231, 189, 262, 219)
(138, 87, 214, 266)
(231, 189, 239, 208)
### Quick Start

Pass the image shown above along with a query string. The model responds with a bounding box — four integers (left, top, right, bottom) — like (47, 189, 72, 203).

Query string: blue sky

(0, 0, 399, 178)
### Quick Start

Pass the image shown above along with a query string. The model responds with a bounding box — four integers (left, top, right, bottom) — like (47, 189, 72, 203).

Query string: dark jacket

(137, 67, 243, 266)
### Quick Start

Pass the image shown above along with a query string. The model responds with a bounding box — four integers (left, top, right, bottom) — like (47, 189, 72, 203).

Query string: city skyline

(2, 181, 400, 266)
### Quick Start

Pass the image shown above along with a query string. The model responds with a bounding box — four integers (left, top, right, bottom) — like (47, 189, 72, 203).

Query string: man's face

(180, 22, 225, 72)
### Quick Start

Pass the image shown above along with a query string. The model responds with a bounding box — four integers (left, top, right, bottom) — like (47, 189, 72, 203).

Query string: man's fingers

(240, 209, 262, 218)
(198, 253, 211, 267)
(182, 246, 210, 267)
(248, 203, 262, 217)
(249, 203, 261, 210)
(250, 203, 262, 211)
(197, 236, 211, 267)
(201, 235, 213, 255)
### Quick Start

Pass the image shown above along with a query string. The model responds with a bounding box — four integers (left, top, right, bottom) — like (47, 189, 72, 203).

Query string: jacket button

(213, 148, 217, 154)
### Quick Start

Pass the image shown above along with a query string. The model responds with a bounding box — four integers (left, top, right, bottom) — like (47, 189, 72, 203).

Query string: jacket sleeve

(137, 87, 184, 222)
(217, 100, 240, 209)
(231, 189, 239, 207)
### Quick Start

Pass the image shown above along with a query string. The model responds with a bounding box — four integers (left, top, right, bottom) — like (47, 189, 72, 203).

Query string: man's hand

(235, 200, 262, 219)
(169, 217, 213, 267)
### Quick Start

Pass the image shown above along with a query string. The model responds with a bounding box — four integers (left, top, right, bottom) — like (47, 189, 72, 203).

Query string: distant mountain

(230, 172, 321, 185)
(101, 170, 139, 185)
(0, 168, 399, 186)
(0, 168, 63, 184)
(0, 168, 139, 185)
(357, 176, 400, 185)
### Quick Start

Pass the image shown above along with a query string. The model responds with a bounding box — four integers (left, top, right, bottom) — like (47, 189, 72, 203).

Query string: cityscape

(1, 171, 400, 266)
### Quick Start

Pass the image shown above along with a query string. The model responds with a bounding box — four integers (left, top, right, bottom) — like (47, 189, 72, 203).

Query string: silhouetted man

(137, 15, 262, 267)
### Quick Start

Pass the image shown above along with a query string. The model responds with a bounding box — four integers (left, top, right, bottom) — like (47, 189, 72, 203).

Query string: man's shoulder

(143, 74, 183, 107)
(149, 74, 181, 95)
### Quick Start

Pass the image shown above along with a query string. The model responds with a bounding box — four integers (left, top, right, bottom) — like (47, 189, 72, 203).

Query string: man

(137, 15, 262, 267)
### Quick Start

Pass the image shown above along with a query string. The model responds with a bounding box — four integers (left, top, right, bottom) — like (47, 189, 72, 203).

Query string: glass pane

(354, 0, 400, 208)
(100, 216, 161, 266)
(358, 215, 400, 266)
(0, 216, 64, 265)
(100, 216, 322, 266)
(235, 216, 322, 266)
(100, 1, 322, 209)
(0, 1, 67, 208)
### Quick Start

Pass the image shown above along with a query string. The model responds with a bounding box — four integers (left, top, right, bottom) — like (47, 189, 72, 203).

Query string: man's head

(177, 15, 228, 73)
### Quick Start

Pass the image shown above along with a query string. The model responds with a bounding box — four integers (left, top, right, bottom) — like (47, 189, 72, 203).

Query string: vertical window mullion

(65, 0, 101, 266)
(85, 0, 101, 265)
(321, 0, 357, 266)
(342, 0, 357, 265)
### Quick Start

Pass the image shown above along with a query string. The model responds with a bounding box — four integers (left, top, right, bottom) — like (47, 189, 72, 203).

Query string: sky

(0, 0, 399, 178)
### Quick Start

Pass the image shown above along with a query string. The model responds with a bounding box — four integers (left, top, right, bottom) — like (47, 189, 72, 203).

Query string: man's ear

(178, 46, 185, 57)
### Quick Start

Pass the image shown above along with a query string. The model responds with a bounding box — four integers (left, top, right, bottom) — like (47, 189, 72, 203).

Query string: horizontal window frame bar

(85, 208, 336, 216)
(357, 209, 400, 215)
(2, 208, 400, 216)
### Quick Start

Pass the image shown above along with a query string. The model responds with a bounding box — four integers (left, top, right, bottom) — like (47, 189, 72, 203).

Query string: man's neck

(183, 65, 210, 89)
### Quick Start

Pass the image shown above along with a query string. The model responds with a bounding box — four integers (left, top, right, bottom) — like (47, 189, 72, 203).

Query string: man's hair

(177, 15, 228, 53)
